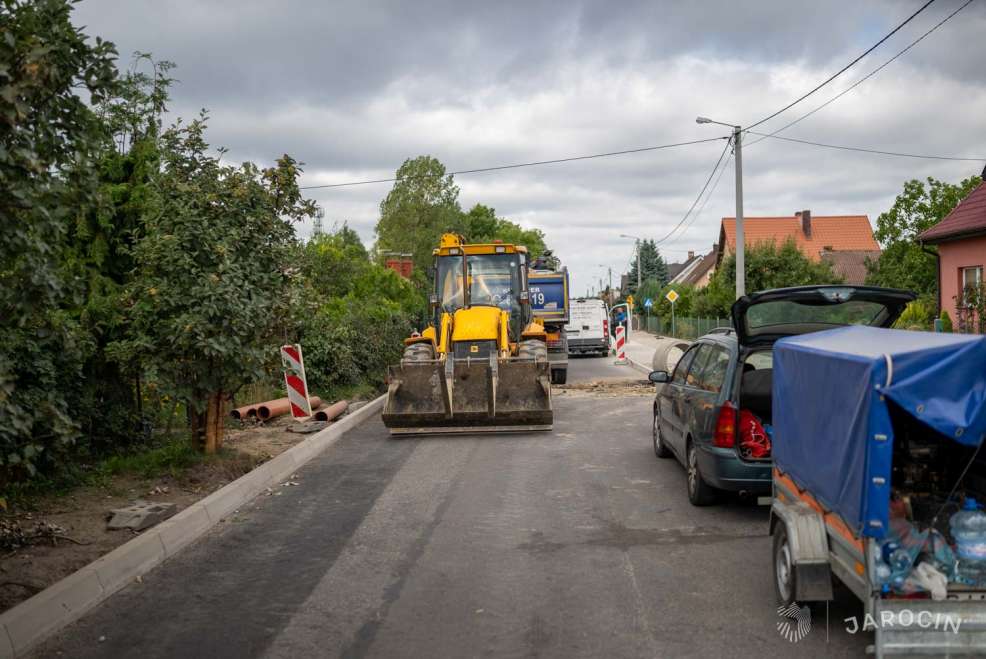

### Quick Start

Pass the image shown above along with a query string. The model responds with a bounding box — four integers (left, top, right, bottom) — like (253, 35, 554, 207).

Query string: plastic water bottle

(950, 498, 986, 585)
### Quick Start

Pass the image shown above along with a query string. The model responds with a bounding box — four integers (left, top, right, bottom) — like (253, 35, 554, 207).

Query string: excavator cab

(382, 234, 553, 434)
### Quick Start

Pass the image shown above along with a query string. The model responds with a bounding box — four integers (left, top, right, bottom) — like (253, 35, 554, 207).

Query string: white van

(566, 298, 610, 357)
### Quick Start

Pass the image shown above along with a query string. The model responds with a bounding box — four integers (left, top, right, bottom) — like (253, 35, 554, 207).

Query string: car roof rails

(707, 327, 734, 335)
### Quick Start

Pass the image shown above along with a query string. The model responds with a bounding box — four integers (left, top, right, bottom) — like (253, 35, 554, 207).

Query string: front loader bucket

(382, 355, 553, 435)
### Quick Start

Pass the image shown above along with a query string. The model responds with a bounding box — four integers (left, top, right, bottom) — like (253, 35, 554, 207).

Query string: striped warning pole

(614, 325, 628, 365)
(280, 344, 313, 418)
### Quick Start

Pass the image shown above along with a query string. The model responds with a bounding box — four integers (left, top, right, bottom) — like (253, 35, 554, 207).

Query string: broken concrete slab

(107, 501, 177, 532)
(287, 420, 328, 434)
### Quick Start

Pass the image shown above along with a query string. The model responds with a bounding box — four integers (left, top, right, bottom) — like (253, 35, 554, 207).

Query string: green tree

(867, 176, 981, 296)
(626, 239, 669, 294)
(112, 116, 316, 452)
(375, 156, 461, 270)
(1, 0, 118, 482)
(693, 240, 841, 317)
(457, 204, 547, 258)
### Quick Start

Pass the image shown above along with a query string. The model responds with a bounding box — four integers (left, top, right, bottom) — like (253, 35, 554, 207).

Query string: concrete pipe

(313, 400, 348, 422)
(230, 401, 271, 420)
(650, 338, 693, 374)
(257, 396, 322, 420)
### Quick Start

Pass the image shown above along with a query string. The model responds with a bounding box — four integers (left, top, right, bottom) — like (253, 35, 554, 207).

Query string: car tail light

(713, 401, 737, 448)
(603, 319, 609, 338)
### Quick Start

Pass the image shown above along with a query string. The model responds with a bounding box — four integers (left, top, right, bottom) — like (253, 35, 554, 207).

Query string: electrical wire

(746, 0, 938, 131)
(663, 151, 733, 248)
(746, 131, 986, 162)
(654, 138, 732, 246)
(299, 136, 727, 190)
(747, 0, 976, 147)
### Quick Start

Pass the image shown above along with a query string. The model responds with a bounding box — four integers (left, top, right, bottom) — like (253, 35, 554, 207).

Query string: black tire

(518, 339, 547, 361)
(686, 441, 717, 506)
(551, 368, 567, 385)
(653, 413, 672, 458)
(402, 342, 434, 362)
(773, 524, 797, 606)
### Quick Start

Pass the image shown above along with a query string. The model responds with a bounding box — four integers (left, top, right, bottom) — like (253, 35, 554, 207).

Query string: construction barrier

(614, 325, 628, 365)
(280, 344, 313, 418)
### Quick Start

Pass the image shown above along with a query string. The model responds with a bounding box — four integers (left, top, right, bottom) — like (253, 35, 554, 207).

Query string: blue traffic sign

(644, 298, 653, 308)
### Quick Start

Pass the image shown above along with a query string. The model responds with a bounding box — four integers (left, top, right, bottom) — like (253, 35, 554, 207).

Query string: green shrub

(940, 310, 954, 333)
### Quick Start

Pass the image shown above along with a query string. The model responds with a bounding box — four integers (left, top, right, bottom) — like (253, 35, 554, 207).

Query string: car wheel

(686, 441, 716, 506)
(652, 413, 671, 458)
(773, 524, 797, 606)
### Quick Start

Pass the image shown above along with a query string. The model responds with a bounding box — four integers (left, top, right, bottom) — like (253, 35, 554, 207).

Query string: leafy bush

(893, 297, 937, 331)
(940, 310, 954, 333)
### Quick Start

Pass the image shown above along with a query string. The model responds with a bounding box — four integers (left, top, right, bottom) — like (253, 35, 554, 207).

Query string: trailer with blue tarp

(768, 325, 986, 656)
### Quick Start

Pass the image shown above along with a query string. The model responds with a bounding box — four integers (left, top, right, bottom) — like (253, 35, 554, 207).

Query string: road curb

(0, 394, 386, 658)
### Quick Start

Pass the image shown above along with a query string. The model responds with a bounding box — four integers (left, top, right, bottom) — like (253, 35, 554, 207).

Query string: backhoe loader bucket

(382, 354, 553, 434)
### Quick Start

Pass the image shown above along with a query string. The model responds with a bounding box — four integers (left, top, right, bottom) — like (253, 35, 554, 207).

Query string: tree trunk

(203, 391, 225, 454)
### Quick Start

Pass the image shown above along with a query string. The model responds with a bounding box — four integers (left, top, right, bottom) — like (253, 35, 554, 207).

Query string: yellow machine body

(383, 234, 552, 434)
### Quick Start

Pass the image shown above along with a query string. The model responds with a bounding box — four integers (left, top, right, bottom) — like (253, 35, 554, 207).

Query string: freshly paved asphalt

(39, 355, 870, 658)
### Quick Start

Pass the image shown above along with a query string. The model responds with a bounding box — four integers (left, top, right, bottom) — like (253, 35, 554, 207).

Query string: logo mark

(776, 602, 812, 643)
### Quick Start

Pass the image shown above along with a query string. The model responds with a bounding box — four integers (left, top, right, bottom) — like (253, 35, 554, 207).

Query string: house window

(962, 266, 983, 306)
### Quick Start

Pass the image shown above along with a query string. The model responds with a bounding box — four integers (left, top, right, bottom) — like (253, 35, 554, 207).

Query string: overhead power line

(664, 152, 733, 247)
(655, 138, 732, 246)
(299, 136, 727, 190)
(747, 131, 986, 162)
(748, 0, 976, 147)
(746, 0, 938, 131)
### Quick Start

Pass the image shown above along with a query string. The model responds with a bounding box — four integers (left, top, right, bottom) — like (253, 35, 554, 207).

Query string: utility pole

(733, 126, 745, 299)
(636, 239, 642, 292)
(696, 117, 746, 299)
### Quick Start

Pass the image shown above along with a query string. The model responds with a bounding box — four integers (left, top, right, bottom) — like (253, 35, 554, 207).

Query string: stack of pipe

(258, 396, 323, 420)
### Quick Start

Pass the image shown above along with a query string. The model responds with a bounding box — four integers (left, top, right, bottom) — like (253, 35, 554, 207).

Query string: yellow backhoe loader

(382, 234, 553, 434)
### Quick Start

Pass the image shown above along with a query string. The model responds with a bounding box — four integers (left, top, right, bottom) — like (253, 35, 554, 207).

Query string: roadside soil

(554, 379, 654, 397)
(0, 404, 362, 614)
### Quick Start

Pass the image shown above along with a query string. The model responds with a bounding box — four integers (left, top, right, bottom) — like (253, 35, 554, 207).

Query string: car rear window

(745, 299, 887, 331)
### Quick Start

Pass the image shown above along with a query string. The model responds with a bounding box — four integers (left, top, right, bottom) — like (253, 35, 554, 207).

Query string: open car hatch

(730, 285, 916, 349)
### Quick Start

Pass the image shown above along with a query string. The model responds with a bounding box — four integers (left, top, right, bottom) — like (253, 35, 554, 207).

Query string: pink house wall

(938, 235, 986, 322)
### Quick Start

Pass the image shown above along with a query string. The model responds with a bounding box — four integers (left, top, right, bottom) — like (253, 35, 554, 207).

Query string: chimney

(687, 250, 695, 260)
(800, 209, 811, 238)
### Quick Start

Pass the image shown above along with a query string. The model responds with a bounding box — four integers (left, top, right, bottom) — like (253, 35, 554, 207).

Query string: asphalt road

(39, 356, 871, 658)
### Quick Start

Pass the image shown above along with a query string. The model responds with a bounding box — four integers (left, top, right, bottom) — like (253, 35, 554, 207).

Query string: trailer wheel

(402, 343, 434, 362)
(773, 524, 797, 606)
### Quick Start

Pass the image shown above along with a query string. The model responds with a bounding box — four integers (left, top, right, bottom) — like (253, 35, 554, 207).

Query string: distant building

(669, 245, 717, 289)
(717, 210, 880, 276)
(918, 172, 986, 328)
(384, 254, 414, 279)
(819, 249, 881, 286)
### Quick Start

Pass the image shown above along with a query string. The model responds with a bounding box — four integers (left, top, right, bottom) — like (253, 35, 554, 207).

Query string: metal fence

(637, 315, 731, 340)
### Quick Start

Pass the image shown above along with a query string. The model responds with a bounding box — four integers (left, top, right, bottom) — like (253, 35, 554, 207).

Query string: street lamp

(619, 233, 642, 293)
(696, 116, 745, 299)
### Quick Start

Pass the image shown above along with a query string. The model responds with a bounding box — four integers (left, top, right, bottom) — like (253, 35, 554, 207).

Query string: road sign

(665, 289, 679, 304)
(644, 298, 653, 308)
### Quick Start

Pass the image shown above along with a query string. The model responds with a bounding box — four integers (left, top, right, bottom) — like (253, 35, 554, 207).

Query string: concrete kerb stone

(0, 393, 387, 658)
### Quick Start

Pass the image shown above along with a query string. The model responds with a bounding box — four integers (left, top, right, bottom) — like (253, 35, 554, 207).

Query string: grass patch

(90, 434, 202, 483)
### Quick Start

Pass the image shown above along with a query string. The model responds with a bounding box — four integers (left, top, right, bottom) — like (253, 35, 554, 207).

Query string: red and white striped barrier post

(280, 344, 313, 418)
(614, 324, 628, 365)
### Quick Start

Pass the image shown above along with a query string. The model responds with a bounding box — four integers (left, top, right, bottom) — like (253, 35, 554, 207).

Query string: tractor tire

(517, 339, 547, 362)
(402, 342, 435, 362)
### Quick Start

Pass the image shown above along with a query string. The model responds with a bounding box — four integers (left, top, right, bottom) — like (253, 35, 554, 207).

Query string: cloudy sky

(73, 0, 986, 296)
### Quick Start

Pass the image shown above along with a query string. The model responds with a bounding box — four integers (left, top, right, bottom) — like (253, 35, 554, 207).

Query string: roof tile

(918, 181, 986, 242)
(720, 215, 878, 261)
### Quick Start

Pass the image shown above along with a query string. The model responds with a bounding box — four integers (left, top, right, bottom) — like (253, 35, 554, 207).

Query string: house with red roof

(717, 210, 881, 285)
(918, 172, 986, 327)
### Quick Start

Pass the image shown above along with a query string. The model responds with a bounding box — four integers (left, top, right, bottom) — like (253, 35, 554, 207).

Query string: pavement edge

(0, 394, 387, 658)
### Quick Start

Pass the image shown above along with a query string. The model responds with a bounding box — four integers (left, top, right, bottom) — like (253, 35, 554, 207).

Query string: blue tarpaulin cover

(773, 325, 986, 538)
